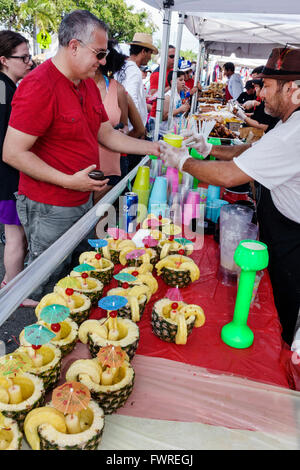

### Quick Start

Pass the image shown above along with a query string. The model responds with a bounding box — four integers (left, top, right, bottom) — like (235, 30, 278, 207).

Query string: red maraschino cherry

(178, 249, 185, 255)
(132, 271, 139, 277)
(122, 282, 129, 289)
(32, 344, 42, 351)
(51, 323, 61, 333)
(95, 253, 101, 260)
(65, 288, 74, 296)
(171, 302, 179, 310)
(81, 272, 88, 279)
(109, 311, 118, 318)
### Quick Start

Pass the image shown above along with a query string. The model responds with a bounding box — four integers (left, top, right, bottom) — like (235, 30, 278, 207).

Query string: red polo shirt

(9, 59, 109, 206)
(149, 68, 172, 119)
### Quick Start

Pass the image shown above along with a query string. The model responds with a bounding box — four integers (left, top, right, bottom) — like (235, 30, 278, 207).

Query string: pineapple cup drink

(106, 284, 151, 322)
(60, 274, 104, 305)
(0, 414, 23, 450)
(66, 357, 134, 415)
(117, 268, 158, 295)
(0, 373, 45, 431)
(157, 239, 194, 259)
(24, 401, 105, 450)
(78, 252, 114, 285)
(13, 345, 62, 392)
(78, 317, 139, 361)
(81, 239, 136, 265)
(151, 299, 205, 344)
(35, 290, 91, 326)
(155, 254, 200, 288)
(20, 319, 79, 358)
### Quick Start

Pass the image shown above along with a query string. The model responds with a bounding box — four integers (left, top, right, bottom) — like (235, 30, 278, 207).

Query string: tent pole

(167, 12, 185, 130)
(205, 51, 210, 86)
(191, 38, 205, 114)
(154, 2, 173, 141)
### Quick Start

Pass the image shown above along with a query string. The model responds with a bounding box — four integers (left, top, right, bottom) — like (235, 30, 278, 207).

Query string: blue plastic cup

(207, 185, 221, 202)
(148, 176, 168, 207)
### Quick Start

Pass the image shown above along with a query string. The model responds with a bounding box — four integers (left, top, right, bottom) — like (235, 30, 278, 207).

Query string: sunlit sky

(124, 0, 199, 51)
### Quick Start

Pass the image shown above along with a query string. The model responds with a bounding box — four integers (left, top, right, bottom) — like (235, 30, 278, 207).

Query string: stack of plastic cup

(206, 199, 229, 223)
(183, 190, 201, 226)
(166, 167, 179, 195)
(149, 158, 162, 189)
(148, 176, 169, 217)
(132, 166, 151, 224)
(181, 172, 194, 189)
(207, 185, 221, 203)
(219, 204, 257, 285)
(177, 184, 190, 206)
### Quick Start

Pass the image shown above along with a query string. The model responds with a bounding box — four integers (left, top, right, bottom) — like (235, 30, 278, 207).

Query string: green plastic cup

(133, 166, 150, 191)
(163, 133, 183, 148)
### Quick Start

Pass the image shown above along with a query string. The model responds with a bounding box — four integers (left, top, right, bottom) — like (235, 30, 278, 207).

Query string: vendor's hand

(243, 100, 259, 110)
(182, 132, 213, 158)
(235, 107, 247, 121)
(159, 141, 191, 171)
(63, 165, 109, 192)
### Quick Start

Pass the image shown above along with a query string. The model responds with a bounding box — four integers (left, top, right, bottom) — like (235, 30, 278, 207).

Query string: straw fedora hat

(258, 47, 300, 81)
(129, 32, 158, 55)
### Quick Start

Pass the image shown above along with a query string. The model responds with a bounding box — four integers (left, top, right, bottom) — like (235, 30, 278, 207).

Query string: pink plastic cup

(166, 167, 179, 194)
(183, 191, 201, 225)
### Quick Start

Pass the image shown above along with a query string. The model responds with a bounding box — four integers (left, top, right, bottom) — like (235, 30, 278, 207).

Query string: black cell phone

(88, 170, 106, 180)
(114, 123, 124, 130)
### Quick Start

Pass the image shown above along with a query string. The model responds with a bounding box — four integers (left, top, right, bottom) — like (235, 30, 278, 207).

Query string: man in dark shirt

(237, 80, 256, 105)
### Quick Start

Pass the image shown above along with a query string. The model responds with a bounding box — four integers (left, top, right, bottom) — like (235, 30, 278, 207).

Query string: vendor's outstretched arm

(209, 143, 252, 160)
(182, 159, 253, 188)
(98, 120, 160, 156)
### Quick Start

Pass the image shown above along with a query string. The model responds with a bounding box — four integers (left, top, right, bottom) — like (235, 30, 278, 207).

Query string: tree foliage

(0, 0, 156, 42)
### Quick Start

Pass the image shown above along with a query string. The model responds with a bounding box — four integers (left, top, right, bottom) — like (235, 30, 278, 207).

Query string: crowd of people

(0, 9, 299, 347)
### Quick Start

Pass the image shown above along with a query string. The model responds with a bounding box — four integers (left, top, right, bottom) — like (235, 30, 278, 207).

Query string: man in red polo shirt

(3, 10, 160, 297)
(148, 45, 175, 125)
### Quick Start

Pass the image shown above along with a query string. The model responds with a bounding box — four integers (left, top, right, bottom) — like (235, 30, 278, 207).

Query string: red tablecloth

(90, 236, 290, 389)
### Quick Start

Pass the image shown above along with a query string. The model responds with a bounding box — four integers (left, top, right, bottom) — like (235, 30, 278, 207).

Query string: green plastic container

(188, 137, 221, 161)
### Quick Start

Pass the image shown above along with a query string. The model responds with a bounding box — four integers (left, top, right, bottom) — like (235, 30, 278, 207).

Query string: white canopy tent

(141, 0, 300, 139)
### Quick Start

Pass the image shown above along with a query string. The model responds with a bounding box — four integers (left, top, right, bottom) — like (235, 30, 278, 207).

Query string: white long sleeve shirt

(228, 73, 244, 100)
(115, 60, 148, 131)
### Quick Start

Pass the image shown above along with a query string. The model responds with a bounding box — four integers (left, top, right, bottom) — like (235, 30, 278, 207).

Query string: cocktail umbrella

(145, 218, 160, 229)
(107, 227, 127, 240)
(126, 249, 146, 266)
(142, 236, 158, 248)
(56, 276, 81, 305)
(40, 304, 70, 334)
(0, 352, 33, 377)
(97, 345, 126, 369)
(73, 263, 95, 273)
(114, 273, 136, 283)
(98, 295, 128, 312)
(24, 324, 56, 352)
(174, 237, 193, 246)
(52, 381, 91, 415)
(166, 287, 183, 302)
(114, 273, 136, 289)
(88, 239, 108, 251)
(98, 295, 128, 337)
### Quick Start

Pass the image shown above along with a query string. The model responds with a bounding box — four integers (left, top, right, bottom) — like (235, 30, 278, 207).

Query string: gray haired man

(3, 10, 161, 298)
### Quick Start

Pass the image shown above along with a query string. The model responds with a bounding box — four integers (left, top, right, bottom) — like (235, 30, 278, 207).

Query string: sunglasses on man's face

(168, 54, 175, 59)
(76, 39, 109, 60)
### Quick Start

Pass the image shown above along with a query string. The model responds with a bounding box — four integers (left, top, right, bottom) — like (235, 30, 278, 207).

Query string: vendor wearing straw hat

(160, 47, 300, 346)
